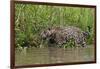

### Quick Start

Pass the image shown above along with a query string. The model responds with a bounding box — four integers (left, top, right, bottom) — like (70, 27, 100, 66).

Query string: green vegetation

(15, 3, 95, 48)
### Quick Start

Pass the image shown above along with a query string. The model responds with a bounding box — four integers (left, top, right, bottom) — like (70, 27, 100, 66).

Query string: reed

(15, 4, 95, 48)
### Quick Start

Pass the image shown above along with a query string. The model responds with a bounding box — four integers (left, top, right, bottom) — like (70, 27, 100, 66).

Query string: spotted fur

(40, 26, 89, 47)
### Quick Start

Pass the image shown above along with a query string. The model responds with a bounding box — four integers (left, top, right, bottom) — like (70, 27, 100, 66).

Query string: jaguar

(40, 26, 89, 47)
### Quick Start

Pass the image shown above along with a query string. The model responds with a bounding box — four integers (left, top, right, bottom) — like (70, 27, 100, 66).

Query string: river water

(15, 45, 95, 66)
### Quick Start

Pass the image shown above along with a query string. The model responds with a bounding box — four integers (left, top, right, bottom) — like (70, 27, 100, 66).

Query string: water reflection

(15, 45, 94, 66)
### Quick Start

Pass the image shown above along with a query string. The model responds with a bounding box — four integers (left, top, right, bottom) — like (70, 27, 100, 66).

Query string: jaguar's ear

(48, 27, 51, 30)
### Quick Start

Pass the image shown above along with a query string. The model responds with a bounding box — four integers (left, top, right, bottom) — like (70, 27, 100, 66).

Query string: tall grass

(15, 3, 95, 48)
